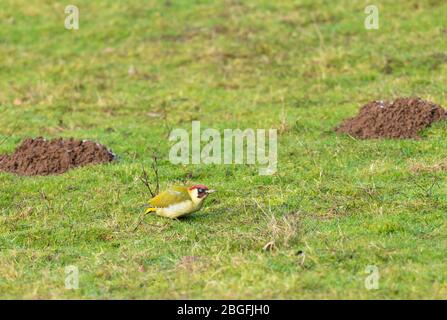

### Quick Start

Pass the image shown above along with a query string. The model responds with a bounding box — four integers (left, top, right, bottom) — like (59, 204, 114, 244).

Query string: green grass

(1, 0, 446, 299)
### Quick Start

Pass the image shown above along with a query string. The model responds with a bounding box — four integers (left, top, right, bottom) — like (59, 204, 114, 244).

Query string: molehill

(336, 97, 446, 139)
(0, 137, 115, 176)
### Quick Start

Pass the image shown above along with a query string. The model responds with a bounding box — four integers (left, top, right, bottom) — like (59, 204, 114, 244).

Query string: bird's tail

(144, 207, 156, 214)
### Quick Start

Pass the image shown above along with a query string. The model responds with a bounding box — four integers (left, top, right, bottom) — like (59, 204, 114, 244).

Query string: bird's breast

(156, 200, 198, 218)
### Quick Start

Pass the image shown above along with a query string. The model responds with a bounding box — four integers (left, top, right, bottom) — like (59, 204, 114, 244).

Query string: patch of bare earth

(336, 97, 446, 139)
(0, 137, 115, 176)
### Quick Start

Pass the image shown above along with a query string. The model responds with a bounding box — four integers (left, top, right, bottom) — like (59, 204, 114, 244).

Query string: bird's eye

(198, 188, 204, 193)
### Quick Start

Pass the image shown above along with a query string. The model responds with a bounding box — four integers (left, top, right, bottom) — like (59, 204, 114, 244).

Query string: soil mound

(0, 137, 115, 176)
(336, 97, 446, 139)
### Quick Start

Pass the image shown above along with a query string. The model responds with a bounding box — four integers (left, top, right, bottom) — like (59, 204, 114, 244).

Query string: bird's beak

(206, 189, 216, 194)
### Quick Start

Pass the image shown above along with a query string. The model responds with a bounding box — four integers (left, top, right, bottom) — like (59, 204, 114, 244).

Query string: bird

(144, 184, 216, 219)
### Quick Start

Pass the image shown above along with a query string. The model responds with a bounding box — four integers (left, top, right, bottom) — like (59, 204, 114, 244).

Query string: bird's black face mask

(197, 188, 207, 198)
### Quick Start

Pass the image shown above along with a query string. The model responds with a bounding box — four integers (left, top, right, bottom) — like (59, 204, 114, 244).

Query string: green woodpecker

(144, 184, 216, 219)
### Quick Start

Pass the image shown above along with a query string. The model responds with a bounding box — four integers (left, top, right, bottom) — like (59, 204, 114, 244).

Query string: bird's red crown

(189, 184, 209, 191)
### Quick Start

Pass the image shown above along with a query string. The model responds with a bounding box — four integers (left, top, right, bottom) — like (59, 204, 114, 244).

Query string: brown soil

(336, 97, 446, 139)
(0, 137, 115, 176)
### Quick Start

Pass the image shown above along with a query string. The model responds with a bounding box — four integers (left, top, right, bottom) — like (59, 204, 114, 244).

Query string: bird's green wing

(148, 186, 191, 208)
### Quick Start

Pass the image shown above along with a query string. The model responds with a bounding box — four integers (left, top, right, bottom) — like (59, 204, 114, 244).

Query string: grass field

(0, 0, 446, 299)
